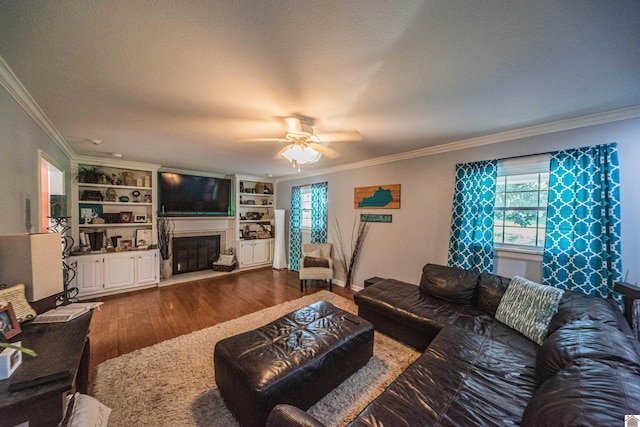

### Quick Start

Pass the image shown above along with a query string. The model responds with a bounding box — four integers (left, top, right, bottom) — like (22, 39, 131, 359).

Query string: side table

(0, 311, 92, 427)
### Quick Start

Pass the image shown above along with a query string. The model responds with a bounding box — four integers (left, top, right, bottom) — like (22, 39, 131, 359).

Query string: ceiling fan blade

(235, 137, 285, 143)
(309, 143, 339, 159)
(315, 130, 361, 143)
(284, 117, 303, 134)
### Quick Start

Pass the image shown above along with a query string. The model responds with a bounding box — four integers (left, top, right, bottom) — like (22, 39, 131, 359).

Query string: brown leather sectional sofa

(267, 263, 640, 426)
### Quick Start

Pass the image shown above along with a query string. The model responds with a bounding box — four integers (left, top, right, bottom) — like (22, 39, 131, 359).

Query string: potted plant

(75, 165, 107, 184)
(157, 215, 174, 279)
(332, 216, 371, 289)
(0, 342, 36, 357)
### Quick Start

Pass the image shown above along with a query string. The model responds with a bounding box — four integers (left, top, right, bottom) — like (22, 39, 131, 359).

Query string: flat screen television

(158, 172, 231, 216)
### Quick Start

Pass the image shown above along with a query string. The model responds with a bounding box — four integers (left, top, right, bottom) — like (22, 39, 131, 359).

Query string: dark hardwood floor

(87, 267, 354, 393)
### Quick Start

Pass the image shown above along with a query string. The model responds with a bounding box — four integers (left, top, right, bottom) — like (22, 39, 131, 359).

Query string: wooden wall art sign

(360, 214, 392, 223)
(354, 184, 400, 209)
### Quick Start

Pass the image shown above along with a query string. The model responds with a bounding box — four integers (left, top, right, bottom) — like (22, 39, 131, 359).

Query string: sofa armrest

(266, 404, 326, 427)
(614, 281, 640, 328)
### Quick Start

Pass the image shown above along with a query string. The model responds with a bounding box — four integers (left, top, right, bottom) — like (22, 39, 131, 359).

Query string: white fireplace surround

(169, 217, 234, 256)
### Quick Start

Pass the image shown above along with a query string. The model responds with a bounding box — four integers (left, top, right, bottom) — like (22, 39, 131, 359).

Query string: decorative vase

(160, 259, 172, 280)
(121, 172, 135, 186)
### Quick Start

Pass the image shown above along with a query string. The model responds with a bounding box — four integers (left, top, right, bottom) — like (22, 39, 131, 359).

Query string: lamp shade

(0, 233, 63, 302)
(281, 144, 321, 165)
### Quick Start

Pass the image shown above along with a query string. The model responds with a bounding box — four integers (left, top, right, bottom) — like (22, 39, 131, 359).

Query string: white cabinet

(104, 253, 136, 288)
(74, 254, 103, 294)
(136, 251, 159, 285)
(70, 249, 159, 297)
(238, 239, 274, 268)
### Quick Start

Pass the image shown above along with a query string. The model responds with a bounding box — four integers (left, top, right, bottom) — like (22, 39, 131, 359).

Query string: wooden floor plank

(87, 268, 354, 393)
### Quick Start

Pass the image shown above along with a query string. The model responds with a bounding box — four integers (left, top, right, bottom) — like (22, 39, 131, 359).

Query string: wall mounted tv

(158, 172, 232, 216)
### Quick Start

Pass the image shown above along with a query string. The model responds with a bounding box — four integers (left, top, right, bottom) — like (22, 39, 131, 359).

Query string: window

(300, 185, 312, 229)
(494, 154, 550, 250)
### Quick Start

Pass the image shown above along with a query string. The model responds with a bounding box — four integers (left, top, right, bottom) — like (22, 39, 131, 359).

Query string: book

(31, 302, 103, 324)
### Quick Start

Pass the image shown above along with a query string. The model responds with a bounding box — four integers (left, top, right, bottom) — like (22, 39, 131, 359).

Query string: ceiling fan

(239, 116, 361, 171)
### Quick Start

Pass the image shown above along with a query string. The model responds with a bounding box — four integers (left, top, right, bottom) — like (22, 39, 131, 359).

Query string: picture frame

(133, 214, 147, 223)
(135, 229, 152, 247)
(117, 237, 134, 250)
(79, 204, 103, 224)
(103, 213, 121, 224)
(0, 303, 21, 340)
(119, 211, 133, 223)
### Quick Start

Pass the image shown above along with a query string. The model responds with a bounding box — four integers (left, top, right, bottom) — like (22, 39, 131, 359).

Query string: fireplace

(172, 235, 220, 275)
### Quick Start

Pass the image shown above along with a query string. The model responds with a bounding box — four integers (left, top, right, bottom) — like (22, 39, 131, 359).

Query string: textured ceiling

(1, 0, 639, 177)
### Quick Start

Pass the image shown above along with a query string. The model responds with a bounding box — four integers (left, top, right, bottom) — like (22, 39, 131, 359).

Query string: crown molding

(0, 55, 75, 159)
(73, 155, 161, 172)
(276, 105, 640, 183)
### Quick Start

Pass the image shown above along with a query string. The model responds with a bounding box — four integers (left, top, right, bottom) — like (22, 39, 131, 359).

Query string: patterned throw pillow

(495, 276, 564, 345)
(216, 254, 235, 265)
(302, 249, 322, 259)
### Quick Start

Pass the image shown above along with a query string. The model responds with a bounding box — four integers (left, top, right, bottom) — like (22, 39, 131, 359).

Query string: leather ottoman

(214, 301, 374, 427)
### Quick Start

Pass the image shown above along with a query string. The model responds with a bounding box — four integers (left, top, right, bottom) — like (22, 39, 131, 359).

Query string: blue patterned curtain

(447, 160, 498, 273)
(311, 182, 328, 243)
(289, 186, 302, 271)
(543, 143, 622, 299)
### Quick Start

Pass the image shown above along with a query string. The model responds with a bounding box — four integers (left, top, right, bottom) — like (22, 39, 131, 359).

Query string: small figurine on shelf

(105, 187, 117, 202)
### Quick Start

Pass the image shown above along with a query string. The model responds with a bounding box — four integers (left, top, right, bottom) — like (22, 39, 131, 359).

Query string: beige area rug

(93, 291, 420, 426)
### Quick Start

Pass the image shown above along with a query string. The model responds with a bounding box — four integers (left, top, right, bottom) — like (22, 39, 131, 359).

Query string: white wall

(276, 118, 640, 288)
(0, 88, 71, 234)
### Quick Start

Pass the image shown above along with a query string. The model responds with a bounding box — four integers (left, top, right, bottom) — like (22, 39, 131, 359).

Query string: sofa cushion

(348, 325, 538, 427)
(495, 276, 564, 345)
(419, 264, 479, 306)
(548, 290, 623, 334)
(537, 319, 640, 383)
(477, 273, 510, 315)
(354, 279, 487, 350)
(522, 359, 640, 427)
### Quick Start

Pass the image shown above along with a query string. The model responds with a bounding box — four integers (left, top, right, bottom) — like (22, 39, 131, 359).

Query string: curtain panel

(289, 186, 302, 271)
(447, 160, 497, 273)
(310, 182, 328, 243)
(543, 143, 622, 299)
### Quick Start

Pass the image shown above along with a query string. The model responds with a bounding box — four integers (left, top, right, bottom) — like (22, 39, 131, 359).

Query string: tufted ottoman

(214, 300, 374, 427)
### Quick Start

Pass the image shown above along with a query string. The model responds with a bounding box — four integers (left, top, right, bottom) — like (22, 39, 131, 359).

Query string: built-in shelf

(78, 183, 152, 191)
(79, 201, 153, 206)
(79, 223, 152, 228)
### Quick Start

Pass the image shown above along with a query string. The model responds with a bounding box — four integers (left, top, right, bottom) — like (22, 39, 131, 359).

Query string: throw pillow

(302, 248, 322, 259)
(61, 392, 111, 427)
(495, 276, 564, 345)
(0, 284, 36, 323)
(303, 256, 329, 268)
(216, 254, 235, 265)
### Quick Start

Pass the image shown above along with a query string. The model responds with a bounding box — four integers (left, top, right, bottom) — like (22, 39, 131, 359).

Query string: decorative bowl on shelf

(119, 196, 129, 202)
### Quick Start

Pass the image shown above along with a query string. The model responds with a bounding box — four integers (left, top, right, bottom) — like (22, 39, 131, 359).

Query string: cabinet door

(104, 254, 135, 288)
(253, 240, 269, 264)
(73, 256, 103, 294)
(238, 241, 255, 267)
(268, 239, 275, 262)
(136, 251, 158, 285)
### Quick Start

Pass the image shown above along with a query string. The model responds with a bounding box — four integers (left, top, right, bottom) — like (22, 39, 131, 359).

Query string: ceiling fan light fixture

(281, 143, 321, 171)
